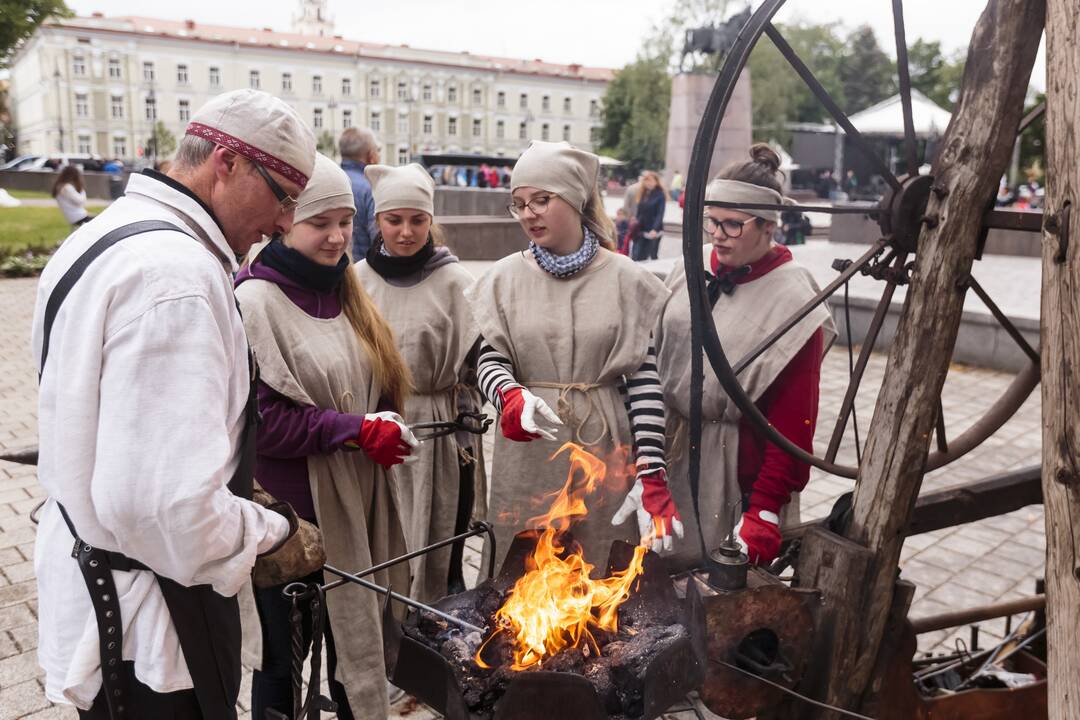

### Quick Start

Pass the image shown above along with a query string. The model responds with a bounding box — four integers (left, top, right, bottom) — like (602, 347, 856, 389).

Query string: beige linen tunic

(465, 248, 670, 571)
(656, 244, 837, 571)
(236, 273, 409, 717)
(355, 260, 482, 603)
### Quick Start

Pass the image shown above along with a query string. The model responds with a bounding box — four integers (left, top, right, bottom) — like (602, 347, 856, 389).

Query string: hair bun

(748, 142, 781, 174)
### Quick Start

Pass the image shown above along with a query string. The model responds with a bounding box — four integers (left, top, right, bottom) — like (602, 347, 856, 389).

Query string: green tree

(839, 25, 896, 113)
(148, 121, 176, 160)
(907, 39, 966, 110)
(316, 130, 337, 158)
(599, 58, 671, 175)
(1018, 92, 1045, 183)
(0, 0, 71, 65)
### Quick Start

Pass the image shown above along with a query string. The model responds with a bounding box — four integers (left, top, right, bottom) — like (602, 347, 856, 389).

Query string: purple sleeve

(256, 381, 363, 458)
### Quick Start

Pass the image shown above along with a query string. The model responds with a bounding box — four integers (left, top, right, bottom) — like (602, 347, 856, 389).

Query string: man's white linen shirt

(31, 172, 289, 709)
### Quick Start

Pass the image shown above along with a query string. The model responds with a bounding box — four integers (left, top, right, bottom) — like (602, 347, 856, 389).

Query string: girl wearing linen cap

(655, 143, 837, 571)
(355, 163, 486, 602)
(235, 153, 416, 718)
(466, 140, 683, 569)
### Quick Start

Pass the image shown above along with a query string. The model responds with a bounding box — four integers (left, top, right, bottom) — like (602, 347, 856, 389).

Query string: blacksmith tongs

(411, 411, 493, 442)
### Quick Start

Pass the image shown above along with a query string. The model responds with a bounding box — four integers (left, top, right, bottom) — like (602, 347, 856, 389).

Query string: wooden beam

(1041, 0, 1080, 715)
(806, 1, 1047, 714)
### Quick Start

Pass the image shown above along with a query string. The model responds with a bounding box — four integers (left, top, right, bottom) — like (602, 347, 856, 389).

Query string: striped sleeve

(619, 339, 667, 478)
(477, 338, 520, 412)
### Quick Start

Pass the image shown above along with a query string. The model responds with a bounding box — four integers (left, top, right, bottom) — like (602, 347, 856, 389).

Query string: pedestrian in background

(51, 165, 91, 227)
(670, 170, 684, 202)
(339, 127, 380, 259)
(632, 170, 668, 261)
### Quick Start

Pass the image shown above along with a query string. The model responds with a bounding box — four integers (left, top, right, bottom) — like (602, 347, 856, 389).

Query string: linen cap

(365, 163, 435, 215)
(293, 153, 356, 225)
(511, 141, 599, 212)
(185, 89, 316, 188)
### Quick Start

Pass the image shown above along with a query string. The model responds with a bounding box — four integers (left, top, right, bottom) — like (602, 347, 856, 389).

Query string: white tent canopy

(846, 89, 952, 137)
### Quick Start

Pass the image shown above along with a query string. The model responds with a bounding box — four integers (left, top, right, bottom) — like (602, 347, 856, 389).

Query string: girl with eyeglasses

(655, 143, 837, 570)
(355, 163, 486, 602)
(467, 140, 683, 570)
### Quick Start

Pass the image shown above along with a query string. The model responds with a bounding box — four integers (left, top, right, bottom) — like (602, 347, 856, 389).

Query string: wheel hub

(877, 173, 934, 254)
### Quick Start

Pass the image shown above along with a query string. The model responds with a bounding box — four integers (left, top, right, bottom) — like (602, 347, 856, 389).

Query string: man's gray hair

(339, 127, 378, 161)
(172, 135, 217, 170)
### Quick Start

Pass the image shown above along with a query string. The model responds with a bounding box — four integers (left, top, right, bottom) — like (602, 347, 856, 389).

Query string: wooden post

(808, 0, 1047, 714)
(1041, 0, 1080, 715)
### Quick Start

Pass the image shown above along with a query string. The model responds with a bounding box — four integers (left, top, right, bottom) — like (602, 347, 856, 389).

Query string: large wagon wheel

(683, 0, 1042, 486)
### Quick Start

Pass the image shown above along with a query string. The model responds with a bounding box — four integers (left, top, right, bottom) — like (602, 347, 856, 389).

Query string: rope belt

(528, 381, 610, 447)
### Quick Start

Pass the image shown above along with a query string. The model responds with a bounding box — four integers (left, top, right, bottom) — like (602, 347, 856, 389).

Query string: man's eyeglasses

(252, 162, 299, 214)
(703, 215, 758, 238)
(508, 195, 553, 218)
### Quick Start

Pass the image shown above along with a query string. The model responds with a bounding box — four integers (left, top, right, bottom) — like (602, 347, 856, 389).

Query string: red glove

(611, 469, 684, 553)
(735, 509, 782, 565)
(345, 411, 419, 468)
(498, 386, 561, 442)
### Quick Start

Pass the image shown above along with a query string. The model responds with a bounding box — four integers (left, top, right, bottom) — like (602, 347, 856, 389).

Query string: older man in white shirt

(31, 89, 322, 719)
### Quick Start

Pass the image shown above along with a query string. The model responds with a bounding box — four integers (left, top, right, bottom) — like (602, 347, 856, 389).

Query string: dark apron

(41, 220, 257, 720)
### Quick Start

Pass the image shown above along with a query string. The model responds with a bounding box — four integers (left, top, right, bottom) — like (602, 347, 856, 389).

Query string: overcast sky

(66, 0, 1047, 91)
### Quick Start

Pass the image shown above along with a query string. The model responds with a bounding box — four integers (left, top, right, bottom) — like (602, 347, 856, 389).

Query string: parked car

(0, 155, 43, 171)
(2, 154, 105, 172)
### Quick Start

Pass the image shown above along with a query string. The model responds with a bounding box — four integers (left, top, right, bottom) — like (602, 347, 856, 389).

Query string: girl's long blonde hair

(635, 170, 669, 204)
(582, 184, 616, 250)
(339, 267, 412, 412)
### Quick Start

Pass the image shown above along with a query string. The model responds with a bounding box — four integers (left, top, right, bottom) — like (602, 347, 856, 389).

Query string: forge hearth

(382, 530, 703, 720)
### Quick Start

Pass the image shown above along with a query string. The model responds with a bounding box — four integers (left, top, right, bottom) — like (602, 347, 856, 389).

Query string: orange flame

(476, 443, 649, 671)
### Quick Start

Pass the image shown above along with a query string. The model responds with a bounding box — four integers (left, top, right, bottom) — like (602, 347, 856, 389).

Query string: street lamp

(53, 67, 64, 152)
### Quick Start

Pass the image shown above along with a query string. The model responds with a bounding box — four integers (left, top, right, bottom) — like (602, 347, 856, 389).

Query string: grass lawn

(0, 206, 80, 252)
(5, 189, 53, 200)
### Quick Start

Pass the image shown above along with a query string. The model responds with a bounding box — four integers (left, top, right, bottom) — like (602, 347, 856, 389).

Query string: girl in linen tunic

(236, 154, 417, 719)
(467, 141, 683, 571)
(355, 163, 485, 602)
(656, 144, 837, 571)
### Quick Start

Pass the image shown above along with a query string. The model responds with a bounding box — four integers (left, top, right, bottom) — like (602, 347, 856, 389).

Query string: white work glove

(611, 470, 685, 553)
(498, 386, 563, 442)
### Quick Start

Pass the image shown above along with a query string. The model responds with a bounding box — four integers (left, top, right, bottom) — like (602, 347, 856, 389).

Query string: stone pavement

(0, 274, 1044, 719)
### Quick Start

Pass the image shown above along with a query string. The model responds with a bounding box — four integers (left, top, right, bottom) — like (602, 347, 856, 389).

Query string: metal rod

(1018, 101, 1045, 134)
(892, 0, 919, 176)
(911, 594, 1045, 634)
(733, 240, 887, 377)
(967, 276, 1040, 364)
(764, 23, 903, 194)
(321, 565, 485, 634)
(934, 398, 949, 454)
(704, 200, 881, 215)
(322, 522, 494, 592)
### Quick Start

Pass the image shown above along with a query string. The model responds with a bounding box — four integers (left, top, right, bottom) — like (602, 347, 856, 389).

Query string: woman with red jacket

(655, 144, 837, 569)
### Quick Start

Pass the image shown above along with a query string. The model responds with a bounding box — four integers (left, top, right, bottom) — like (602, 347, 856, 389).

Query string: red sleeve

(747, 328, 825, 514)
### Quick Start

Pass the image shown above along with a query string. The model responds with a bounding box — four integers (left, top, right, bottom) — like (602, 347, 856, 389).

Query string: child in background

(615, 207, 630, 255)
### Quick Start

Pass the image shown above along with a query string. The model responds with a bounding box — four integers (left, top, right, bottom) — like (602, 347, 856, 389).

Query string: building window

(73, 55, 86, 75)
(113, 137, 127, 157)
(562, 124, 571, 141)
(519, 121, 527, 140)
(472, 118, 482, 137)
(397, 114, 409, 134)
(249, 70, 260, 89)
(541, 123, 550, 141)
(448, 117, 457, 136)
(496, 120, 505, 139)
(343, 109, 352, 128)
(282, 72, 292, 92)
(590, 126, 602, 143)
(447, 84, 458, 103)
(313, 108, 323, 129)
(341, 77, 351, 96)
(397, 146, 409, 165)
(111, 95, 124, 119)
(143, 62, 155, 82)
(209, 66, 221, 88)
(422, 83, 432, 101)
(369, 79, 380, 98)
(75, 93, 89, 118)
(370, 111, 381, 132)
(145, 96, 157, 121)
(542, 95, 551, 112)
(589, 99, 599, 117)
(177, 64, 188, 84)
(77, 134, 92, 154)
(519, 93, 528, 109)
(397, 81, 408, 101)
(108, 58, 122, 79)
(497, 91, 506, 108)
(472, 87, 482, 105)
(423, 114, 433, 135)
(313, 75, 323, 95)
(179, 99, 190, 122)
(563, 97, 572, 113)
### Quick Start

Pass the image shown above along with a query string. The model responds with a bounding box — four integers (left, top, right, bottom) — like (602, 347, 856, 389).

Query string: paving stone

(0, 679, 51, 717)
(3, 561, 35, 585)
(913, 544, 978, 572)
(950, 567, 1017, 597)
(0, 602, 35, 632)
(898, 561, 955, 591)
(9, 621, 38, 652)
(0, 525, 35, 550)
(925, 582, 997, 610)
(0, 580, 36, 608)
(0, 648, 45, 686)
(0, 630, 17, 660)
(992, 540, 1046, 567)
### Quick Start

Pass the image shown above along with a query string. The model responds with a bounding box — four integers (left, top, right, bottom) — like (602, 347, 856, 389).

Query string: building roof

(49, 14, 614, 83)
(845, 89, 952, 137)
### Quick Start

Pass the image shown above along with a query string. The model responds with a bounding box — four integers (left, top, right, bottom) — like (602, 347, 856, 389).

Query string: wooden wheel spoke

(892, 0, 920, 176)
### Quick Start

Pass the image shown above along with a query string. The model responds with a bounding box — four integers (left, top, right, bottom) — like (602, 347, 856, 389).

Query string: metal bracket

(1046, 201, 1072, 264)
